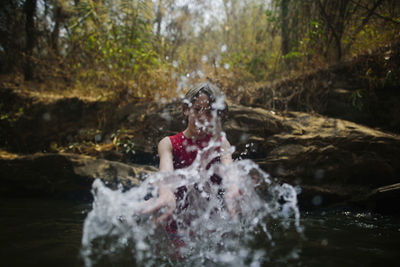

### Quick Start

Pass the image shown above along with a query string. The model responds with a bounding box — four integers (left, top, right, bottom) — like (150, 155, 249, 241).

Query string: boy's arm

(220, 137, 233, 166)
(220, 137, 242, 218)
(141, 137, 176, 223)
(158, 137, 174, 172)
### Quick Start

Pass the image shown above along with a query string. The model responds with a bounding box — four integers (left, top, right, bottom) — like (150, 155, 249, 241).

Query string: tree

(50, 1, 68, 54)
(280, 0, 290, 56)
(24, 0, 37, 80)
(0, 0, 25, 74)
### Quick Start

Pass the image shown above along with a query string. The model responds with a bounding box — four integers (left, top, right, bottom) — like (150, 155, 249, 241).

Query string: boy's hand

(225, 184, 243, 219)
(141, 186, 176, 224)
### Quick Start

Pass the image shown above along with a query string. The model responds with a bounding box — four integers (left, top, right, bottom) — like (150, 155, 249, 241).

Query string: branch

(345, 0, 393, 52)
(349, 0, 400, 25)
(317, 0, 342, 59)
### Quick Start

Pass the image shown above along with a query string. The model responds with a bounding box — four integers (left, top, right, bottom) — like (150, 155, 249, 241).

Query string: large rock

(0, 151, 157, 200)
(224, 106, 400, 210)
(2, 88, 399, 213)
(124, 102, 400, 212)
(349, 183, 400, 214)
(0, 88, 113, 153)
(229, 41, 400, 134)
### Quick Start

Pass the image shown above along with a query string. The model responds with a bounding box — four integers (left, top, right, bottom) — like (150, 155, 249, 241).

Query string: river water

(1, 194, 399, 266)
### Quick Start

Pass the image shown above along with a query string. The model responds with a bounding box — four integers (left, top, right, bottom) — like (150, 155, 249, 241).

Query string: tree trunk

(155, 0, 163, 39)
(51, 4, 63, 54)
(155, 0, 163, 55)
(281, 0, 290, 56)
(317, 0, 344, 62)
(24, 0, 37, 81)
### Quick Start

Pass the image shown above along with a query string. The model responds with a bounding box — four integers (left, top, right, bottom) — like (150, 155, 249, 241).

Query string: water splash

(81, 158, 302, 266)
(81, 89, 302, 266)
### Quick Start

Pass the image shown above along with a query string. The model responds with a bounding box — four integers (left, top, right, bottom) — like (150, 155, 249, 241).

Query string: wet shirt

(166, 132, 223, 235)
(169, 131, 221, 184)
(165, 132, 223, 244)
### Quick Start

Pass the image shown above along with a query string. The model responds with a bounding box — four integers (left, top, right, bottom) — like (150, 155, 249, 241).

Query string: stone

(0, 152, 157, 200)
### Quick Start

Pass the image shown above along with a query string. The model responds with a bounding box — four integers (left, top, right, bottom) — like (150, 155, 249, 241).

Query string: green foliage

(384, 70, 399, 88)
(0, 107, 24, 123)
(77, 128, 102, 142)
(64, 0, 165, 99)
(282, 51, 302, 60)
(265, 9, 277, 22)
(111, 129, 135, 155)
(117, 139, 136, 155)
(1, 0, 399, 102)
(350, 89, 364, 110)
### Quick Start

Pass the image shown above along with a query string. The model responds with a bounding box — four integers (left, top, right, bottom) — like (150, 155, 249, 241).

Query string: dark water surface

(1, 197, 399, 267)
(0, 198, 87, 267)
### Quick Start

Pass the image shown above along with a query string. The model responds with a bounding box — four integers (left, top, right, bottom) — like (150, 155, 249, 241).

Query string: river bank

(1, 87, 399, 214)
(1, 43, 400, 214)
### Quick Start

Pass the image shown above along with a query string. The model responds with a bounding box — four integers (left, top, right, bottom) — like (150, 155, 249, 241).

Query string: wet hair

(183, 82, 228, 117)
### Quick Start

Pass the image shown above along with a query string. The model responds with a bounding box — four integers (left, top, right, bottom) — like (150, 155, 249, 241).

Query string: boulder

(0, 151, 157, 200)
(349, 183, 400, 214)
(124, 102, 400, 211)
(2, 89, 400, 213)
(225, 107, 400, 210)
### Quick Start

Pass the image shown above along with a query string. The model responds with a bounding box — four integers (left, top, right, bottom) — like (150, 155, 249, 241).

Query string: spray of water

(81, 160, 302, 266)
(81, 90, 302, 266)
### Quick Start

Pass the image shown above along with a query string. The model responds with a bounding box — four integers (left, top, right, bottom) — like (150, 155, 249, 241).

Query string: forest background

(1, 0, 400, 160)
(2, 0, 399, 103)
(1, 0, 400, 216)
(2, 2, 400, 265)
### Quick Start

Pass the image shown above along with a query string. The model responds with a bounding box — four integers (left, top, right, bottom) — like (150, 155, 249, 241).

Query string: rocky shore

(1, 87, 399, 214)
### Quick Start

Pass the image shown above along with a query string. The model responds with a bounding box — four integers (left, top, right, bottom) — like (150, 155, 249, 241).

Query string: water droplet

(221, 44, 227, 52)
(312, 195, 323, 206)
(314, 169, 324, 179)
(197, 70, 204, 77)
(95, 134, 102, 142)
(42, 112, 51, 121)
(276, 165, 286, 176)
(240, 134, 249, 142)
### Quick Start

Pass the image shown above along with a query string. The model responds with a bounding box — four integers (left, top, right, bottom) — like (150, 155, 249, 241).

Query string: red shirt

(169, 131, 222, 184)
(165, 132, 223, 236)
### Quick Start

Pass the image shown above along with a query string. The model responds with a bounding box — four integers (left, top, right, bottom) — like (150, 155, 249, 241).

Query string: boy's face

(187, 93, 216, 136)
